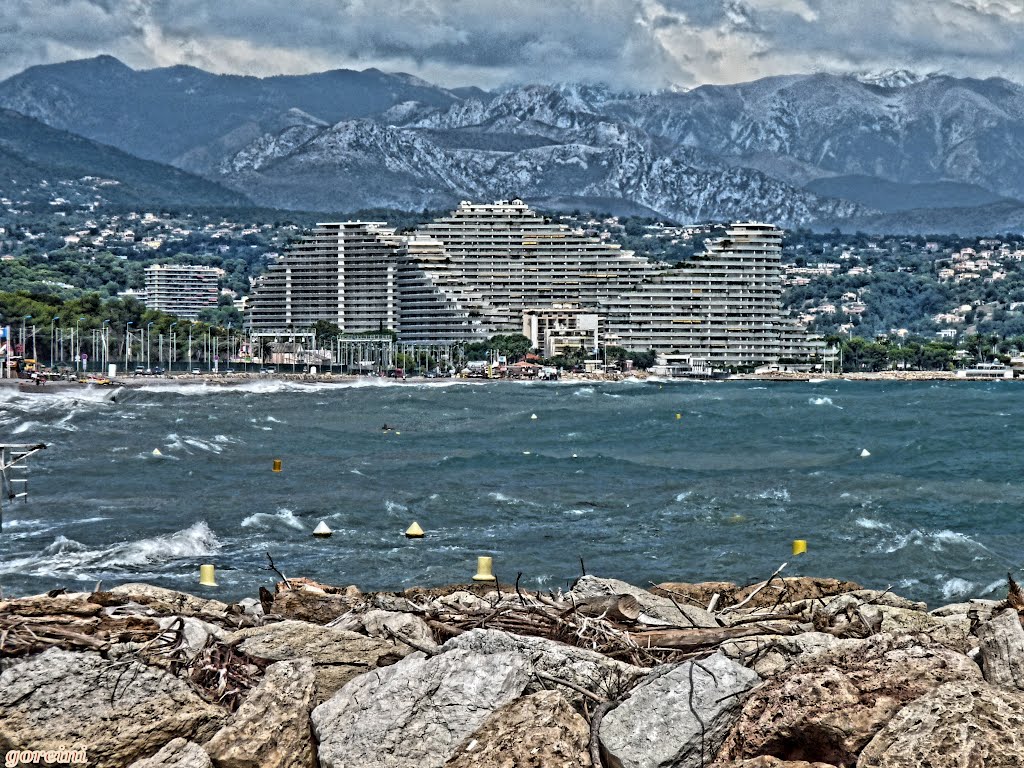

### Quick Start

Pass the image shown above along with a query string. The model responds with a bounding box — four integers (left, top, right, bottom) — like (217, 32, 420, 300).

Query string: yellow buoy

(792, 539, 808, 556)
(676, 413, 681, 420)
(272, 459, 282, 472)
(406, 521, 424, 538)
(198, 563, 218, 587)
(472, 556, 496, 582)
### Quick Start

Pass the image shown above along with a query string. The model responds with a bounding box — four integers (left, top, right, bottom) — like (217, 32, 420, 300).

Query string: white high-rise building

(144, 264, 222, 319)
(247, 222, 400, 333)
(603, 222, 804, 367)
(246, 204, 822, 369)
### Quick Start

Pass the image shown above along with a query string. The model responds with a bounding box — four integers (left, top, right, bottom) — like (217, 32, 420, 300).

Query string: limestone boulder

(570, 575, 718, 627)
(600, 652, 761, 768)
(445, 690, 592, 767)
(156, 615, 230, 659)
(312, 648, 533, 768)
(204, 658, 317, 768)
(712, 759, 837, 768)
(362, 609, 437, 649)
(0, 648, 224, 768)
(875, 605, 970, 652)
(718, 632, 862, 678)
(226, 619, 406, 703)
(128, 739, 212, 768)
(443, 628, 646, 703)
(977, 607, 1024, 691)
(728, 577, 862, 611)
(716, 634, 982, 766)
(858, 680, 1024, 767)
(266, 588, 360, 624)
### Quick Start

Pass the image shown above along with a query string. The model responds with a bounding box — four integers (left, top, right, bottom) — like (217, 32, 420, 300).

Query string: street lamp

(75, 316, 86, 371)
(146, 321, 155, 370)
(169, 322, 177, 371)
(49, 316, 60, 371)
(125, 321, 134, 373)
(21, 316, 31, 375)
(101, 319, 110, 373)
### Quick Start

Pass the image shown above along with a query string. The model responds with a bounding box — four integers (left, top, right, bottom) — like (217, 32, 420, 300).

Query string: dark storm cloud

(0, 0, 1021, 87)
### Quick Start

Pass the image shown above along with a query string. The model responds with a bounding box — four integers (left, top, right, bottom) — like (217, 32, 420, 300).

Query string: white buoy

(523, 451, 531, 455)
(312, 521, 333, 538)
(530, 413, 538, 420)
(860, 448, 871, 458)
(152, 448, 163, 456)
(572, 453, 578, 458)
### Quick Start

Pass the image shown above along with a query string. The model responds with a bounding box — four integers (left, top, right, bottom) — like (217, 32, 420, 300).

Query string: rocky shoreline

(2, 572, 1023, 767)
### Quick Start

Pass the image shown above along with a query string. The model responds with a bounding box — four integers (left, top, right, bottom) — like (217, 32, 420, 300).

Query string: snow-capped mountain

(3, 57, 1024, 229)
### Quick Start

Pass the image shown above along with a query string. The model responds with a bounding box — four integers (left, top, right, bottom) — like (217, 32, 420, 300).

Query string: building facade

(246, 205, 821, 370)
(247, 222, 401, 333)
(604, 222, 820, 368)
(144, 264, 221, 319)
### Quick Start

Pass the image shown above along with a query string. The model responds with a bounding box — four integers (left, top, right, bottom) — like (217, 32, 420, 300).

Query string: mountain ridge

(3, 57, 1024, 231)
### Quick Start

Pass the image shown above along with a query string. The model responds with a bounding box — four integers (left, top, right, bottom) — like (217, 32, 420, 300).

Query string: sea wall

(2, 574, 1023, 767)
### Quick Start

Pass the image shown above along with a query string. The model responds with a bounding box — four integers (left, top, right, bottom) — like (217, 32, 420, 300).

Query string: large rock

(712, 760, 837, 768)
(601, 652, 760, 768)
(445, 690, 592, 767)
(204, 658, 316, 768)
(716, 634, 982, 766)
(875, 605, 970, 653)
(226, 619, 406, 702)
(443, 628, 646, 703)
(128, 739, 212, 768)
(311, 648, 533, 768)
(570, 575, 718, 627)
(858, 680, 1024, 767)
(0, 648, 224, 768)
(718, 632, 861, 678)
(977, 607, 1024, 690)
(728, 577, 862, 611)
(362, 609, 437, 650)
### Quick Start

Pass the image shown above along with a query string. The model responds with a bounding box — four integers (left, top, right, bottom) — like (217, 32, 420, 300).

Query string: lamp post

(21, 316, 31, 375)
(146, 321, 155, 370)
(75, 316, 86, 372)
(187, 324, 193, 371)
(101, 320, 110, 373)
(169, 322, 177, 372)
(125, 321, 134, 373)
(49, 316, 60, 371)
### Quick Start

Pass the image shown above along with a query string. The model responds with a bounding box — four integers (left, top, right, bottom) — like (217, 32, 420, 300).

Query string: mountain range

(2, 56, 1024, 232)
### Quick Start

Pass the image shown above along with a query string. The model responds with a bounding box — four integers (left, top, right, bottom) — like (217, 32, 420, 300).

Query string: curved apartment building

(604, 222, 791, 366)
(247, 203, 821, 368)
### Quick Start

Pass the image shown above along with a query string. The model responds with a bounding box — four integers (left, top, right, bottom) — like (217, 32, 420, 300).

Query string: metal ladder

(0, 443, 46, 533)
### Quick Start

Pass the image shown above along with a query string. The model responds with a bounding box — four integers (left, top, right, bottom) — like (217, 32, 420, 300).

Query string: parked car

(191, 368, 201, 375)
(152, 366, 165, 375)
(134, 366, 146, 375)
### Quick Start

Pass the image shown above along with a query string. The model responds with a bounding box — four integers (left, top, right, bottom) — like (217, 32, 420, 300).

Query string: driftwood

(626, 622, 798, 651)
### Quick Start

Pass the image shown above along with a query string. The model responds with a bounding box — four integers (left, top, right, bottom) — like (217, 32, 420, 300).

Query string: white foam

(241, 508, 305, 531)
(855, 517, 892, 531)
(0, 521, 221, 578)
(940, 577, 975, 601)
(385, 500, 409, 514)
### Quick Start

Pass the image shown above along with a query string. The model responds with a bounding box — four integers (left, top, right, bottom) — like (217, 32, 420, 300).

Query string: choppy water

(1, 378, 1021, 607)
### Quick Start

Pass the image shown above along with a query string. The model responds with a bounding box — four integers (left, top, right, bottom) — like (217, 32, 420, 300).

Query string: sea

(0, 377, 1020, 608)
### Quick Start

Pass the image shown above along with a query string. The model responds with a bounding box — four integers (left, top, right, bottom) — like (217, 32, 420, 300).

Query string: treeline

(0, 290, 239, 364)
(828, 334, 1015, 372)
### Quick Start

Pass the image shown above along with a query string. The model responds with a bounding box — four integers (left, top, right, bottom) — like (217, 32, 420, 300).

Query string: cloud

(0, 0, 1022, 88)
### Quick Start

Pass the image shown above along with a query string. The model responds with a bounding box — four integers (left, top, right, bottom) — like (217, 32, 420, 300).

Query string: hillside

(0, 108, 250, 208)
(4, 59, 1024, 230)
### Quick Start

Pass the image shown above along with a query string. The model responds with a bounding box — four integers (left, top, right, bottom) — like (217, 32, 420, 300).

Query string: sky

(1, 0, 1022, 89)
